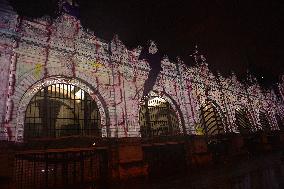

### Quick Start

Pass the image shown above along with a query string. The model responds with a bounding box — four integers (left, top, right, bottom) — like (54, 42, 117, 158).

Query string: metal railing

(14, 148, 108, 189)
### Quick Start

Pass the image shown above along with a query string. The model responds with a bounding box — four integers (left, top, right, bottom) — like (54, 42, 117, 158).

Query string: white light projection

(0, 4, 283, 141)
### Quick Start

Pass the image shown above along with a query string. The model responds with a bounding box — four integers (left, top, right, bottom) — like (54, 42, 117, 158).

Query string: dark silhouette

(60, 0, 80, 19)
(138, 41, 163, 97)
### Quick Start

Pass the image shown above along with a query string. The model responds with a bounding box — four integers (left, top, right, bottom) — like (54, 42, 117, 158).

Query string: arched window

(139, 96, 180, 137)
(259, 111, 271, 132)
(235, 107, 253, 134)
(199, 101, 225, 136)
(24, 83, 101, 139)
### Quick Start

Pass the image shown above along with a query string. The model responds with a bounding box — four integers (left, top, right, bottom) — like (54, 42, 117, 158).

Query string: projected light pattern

(199, 101, 225, 136)
(0, 0, 284, 141)
(235, 108, 254, 134)
(139, 95, 180, 137)
(24, 83, 101, 139)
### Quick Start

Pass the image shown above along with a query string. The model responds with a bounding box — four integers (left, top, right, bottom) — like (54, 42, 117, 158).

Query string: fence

(14, 148, 108, 189)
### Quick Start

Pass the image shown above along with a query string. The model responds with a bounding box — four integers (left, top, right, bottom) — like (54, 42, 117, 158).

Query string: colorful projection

(0, 0, 284, 142)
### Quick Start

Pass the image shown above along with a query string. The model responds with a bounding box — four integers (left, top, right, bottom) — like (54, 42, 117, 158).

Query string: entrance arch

(199, 100, 225, 136)
(24, 83, 101, 139)
(259, 111, 271, 132)
(16, 76, 109, 141)
(235, 107, 254, 134)
(139, 92, 182, 137)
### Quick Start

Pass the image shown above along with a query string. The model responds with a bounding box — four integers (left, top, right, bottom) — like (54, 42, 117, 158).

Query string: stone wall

(0, 0, 283, 142)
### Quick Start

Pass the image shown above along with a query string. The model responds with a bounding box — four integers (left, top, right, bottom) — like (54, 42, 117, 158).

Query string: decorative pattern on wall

(0, 4, 284, 142)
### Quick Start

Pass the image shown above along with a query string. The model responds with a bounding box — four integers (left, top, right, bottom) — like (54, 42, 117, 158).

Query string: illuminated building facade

(0, 0, 284, 143)
(1, 1, 284, 188)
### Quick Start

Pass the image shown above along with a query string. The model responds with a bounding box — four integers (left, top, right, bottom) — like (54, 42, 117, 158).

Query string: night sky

(9, 0, 284, 87)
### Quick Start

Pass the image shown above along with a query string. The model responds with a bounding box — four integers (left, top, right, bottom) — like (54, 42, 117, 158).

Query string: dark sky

(9, 0, 284, 87)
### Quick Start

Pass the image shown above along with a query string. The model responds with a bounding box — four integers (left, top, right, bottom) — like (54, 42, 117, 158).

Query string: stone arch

(259, 110, 272, 132)
(15, 76, 109, 142)
(198, 99, 226, 136)
(234, 105, 255, 134)
(159, 90, 187, 134)
(137, 90, 186, 136)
